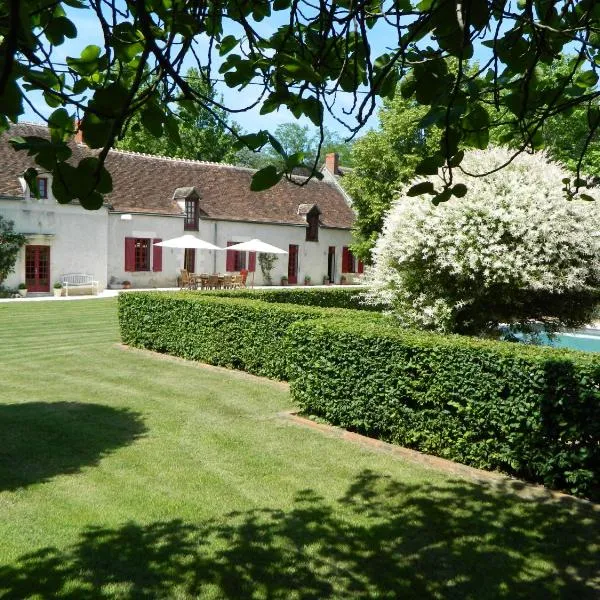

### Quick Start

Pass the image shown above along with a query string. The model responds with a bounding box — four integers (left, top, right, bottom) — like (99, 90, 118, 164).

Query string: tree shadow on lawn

(0, 470, 598, 599)
(0, 402, 146, 492)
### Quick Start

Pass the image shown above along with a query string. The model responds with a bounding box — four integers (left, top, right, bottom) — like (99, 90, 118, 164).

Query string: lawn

(0, 299, 598, 599)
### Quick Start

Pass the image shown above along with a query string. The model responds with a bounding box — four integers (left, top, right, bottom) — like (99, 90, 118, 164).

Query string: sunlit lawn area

(0, 298, 598, 599)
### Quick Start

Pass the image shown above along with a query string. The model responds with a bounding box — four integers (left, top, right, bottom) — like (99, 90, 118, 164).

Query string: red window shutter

(342, 246, 349, 273)
(226, 241, 235, 271)
(357, 259, 364, 274)
(248, 251, 256, 272)
(153, 239, 163, 272)
(124, 238, 136, 272)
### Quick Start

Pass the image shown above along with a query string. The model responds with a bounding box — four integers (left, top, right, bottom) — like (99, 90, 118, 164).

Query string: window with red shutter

(341, 246, 349, 273)
(134, 239, 151, 271)
(248, 252, 256, 272)
(342, 246, 356, 273)
(153, 239, 163, 272)
(124, 238, 136, 272)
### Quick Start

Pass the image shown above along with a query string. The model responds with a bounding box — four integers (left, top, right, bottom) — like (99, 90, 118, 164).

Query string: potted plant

(122, 280, 132, 289)
(280, 275, 288, 286)
(304, 275, 311, 286)
(340, 275, 347, 285)
(53, 281, 63, 298)
(17, 282, 27, 297)
(323, 275, 330, 285)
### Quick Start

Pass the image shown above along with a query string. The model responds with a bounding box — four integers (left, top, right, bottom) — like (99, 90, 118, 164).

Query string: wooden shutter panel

(152, 239, 163, 272)
(226, 241, 235, 271)
(124, 238, 136, 272)
(248, 251, 256, 272)
(341, 246, 349, 273)
(357, 259, 364, 274)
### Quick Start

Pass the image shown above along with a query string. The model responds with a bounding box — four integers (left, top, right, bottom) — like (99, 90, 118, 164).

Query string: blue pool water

(539, 330, 600, 353)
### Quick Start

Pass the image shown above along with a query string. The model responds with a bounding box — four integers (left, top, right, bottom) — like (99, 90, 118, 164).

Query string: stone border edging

(117, 343, 597, 508)
(279, 410, 599, 508)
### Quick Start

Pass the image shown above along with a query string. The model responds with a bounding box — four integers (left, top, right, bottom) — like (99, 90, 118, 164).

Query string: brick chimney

(325, 152, 339, 175)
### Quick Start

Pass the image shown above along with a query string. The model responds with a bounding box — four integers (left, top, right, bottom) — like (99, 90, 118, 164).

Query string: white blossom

(363, 148, 600, 334)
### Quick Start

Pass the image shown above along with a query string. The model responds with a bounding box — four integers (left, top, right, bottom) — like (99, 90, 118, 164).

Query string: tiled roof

(0, 123, 355, 229)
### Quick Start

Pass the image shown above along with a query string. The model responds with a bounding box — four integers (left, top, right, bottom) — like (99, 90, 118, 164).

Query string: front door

(288, 244, 298, 284)
(25, 245, 50, 292)
(327, 246, 336, 282)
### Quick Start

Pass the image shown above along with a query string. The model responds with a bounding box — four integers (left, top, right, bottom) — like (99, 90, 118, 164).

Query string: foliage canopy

(0, 216, 26, 285)
(3, 1, 600, 206)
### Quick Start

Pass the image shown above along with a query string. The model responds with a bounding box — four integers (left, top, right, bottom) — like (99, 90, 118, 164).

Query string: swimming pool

(539, 329, 600, 353)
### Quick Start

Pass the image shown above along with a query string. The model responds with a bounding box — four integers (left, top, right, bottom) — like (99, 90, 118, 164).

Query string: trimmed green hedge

(118, 292, 380, 380)
(198, 287, 382, 311)
(118, 290, 600, 499)
(287, 318, 600, 500)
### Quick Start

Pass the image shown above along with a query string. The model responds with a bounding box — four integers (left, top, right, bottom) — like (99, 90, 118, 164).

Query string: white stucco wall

(107, 212, 184, 287)
(190, 219, 353, 285)
(1, 195, 109, 291)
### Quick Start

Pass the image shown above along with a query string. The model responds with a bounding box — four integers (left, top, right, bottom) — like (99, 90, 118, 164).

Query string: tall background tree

(116, 68, 238, 163)
(3, 1, 600, 206)
(342, 97, 439, 260)
(346, 57, 600, 262)
(234, 123, 353, 170)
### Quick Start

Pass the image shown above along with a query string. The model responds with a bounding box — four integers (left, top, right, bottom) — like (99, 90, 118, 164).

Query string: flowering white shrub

(364, 148, 600, 335)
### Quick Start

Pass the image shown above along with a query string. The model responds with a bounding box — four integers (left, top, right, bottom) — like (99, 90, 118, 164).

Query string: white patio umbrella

(156, 235, 221, 285)
(155, 234, 221, 250)
(223, 239, 288, 288)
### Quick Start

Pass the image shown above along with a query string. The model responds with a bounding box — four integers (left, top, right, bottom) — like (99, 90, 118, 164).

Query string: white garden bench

(61, 273, 99, 296)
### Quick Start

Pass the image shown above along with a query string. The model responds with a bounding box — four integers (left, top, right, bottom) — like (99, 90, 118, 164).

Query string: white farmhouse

(0, 123, 362, 292)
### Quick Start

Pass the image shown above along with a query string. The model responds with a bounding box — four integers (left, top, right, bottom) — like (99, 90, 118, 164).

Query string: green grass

(0, 299, 598, 599)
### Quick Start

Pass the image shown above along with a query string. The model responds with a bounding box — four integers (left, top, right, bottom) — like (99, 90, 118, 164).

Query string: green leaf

(45, 16, 77, 45)
(576, 70, 599, 88)
(463, 104, 490, 149)
(23, 168, 39, 198)
(47, 108, 74, 142)
(268, 133, 286, 157)
(80, 113, 111, 149)
(579, 193, 596, 201)
(300, 97, 323, 127)
(66, 45, 102, 76)
(141, 103, 164, 137)
(218, 35, 238, 56)
(588, 107, 600, 129)
(407, 181, 435, 196)
(237, 131, 269, 151)
(251, 166, 283, 191)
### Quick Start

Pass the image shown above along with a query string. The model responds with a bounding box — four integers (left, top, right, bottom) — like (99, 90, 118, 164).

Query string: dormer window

(184, 198, 199, 230)
(30, 176, 48, 199)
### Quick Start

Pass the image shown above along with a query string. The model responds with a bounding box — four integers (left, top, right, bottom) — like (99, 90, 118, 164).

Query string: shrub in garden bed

(287, 318, 600, 500)
(200, 287, 383, 311)
(118, 292, 381, 380)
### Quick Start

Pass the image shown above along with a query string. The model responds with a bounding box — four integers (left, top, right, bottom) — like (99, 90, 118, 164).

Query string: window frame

(30, 176, 48, 199)
(233, 250, 247, 271)
(134, 238, 151, 271)
(184, 198, 199, 230)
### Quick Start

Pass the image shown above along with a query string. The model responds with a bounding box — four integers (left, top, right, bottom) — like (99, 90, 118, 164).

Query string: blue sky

(22, 4, 399, 141)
